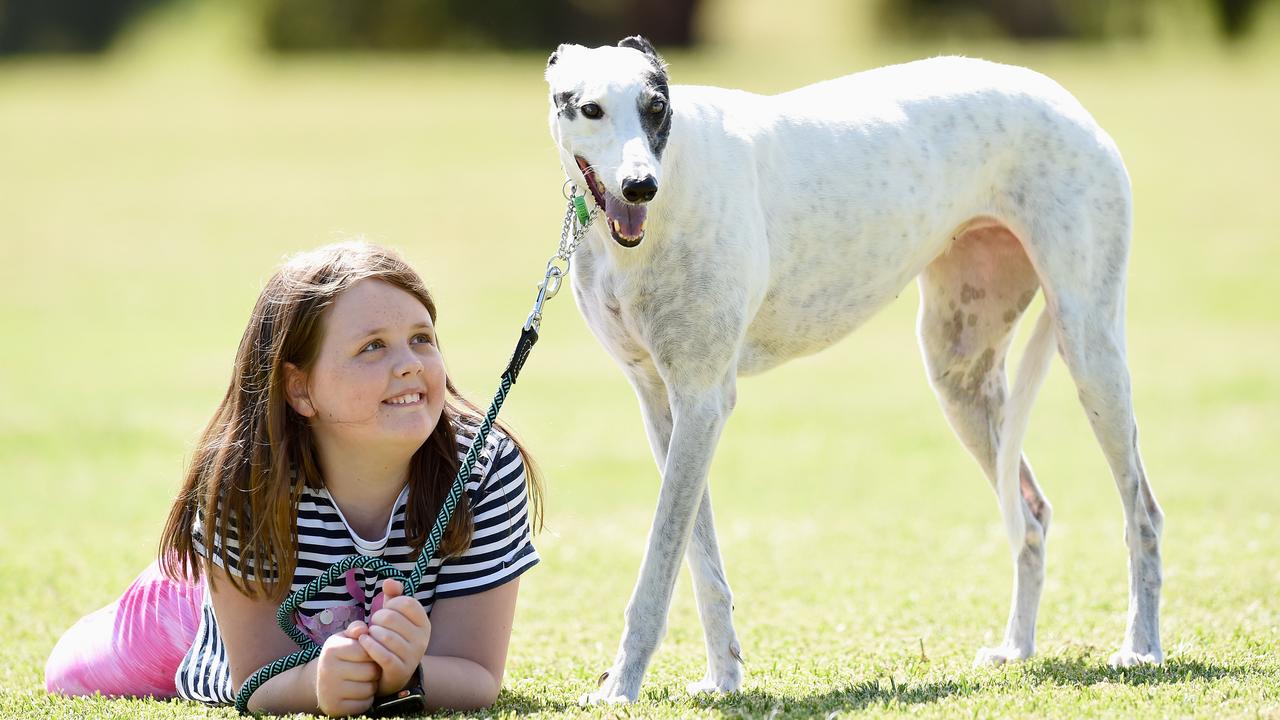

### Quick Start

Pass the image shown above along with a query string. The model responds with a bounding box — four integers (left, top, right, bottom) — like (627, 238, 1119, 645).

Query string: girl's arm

(420, 578, 522, 710)
(208, 564, 379, 715)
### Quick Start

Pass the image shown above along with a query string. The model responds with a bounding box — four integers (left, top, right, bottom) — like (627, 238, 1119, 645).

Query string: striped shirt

(175, 426, 537, 704)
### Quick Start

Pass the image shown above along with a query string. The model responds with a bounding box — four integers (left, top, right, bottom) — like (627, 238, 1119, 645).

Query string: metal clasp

(525, 256, 572, 331)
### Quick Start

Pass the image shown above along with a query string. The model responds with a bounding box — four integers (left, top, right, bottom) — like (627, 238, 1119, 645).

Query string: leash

(234, 187, 597, 714)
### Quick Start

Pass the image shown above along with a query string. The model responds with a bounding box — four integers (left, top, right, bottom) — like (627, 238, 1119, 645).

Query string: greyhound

(544, 36, 1164, 704)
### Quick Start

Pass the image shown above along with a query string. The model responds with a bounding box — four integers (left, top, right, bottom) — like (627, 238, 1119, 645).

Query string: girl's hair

(159, 240, 542, 602)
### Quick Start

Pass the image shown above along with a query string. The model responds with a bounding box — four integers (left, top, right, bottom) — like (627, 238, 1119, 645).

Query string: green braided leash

(233, 192, 596, 714)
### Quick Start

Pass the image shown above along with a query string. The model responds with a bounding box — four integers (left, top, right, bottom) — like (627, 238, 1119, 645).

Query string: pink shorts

(45, 560, 204, 698)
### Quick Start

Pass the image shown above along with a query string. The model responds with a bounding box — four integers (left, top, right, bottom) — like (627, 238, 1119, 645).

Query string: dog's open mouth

(575, 156, 646, 247)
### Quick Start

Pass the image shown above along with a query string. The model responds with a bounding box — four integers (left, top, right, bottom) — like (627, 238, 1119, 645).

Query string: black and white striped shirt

(175, 427, 537, 704)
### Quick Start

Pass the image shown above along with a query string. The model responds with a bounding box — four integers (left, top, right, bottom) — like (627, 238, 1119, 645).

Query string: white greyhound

(544, 37, 1164, 705)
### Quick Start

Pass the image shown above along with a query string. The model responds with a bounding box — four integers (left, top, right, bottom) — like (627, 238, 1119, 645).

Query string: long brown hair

(159, 240, 542, 602)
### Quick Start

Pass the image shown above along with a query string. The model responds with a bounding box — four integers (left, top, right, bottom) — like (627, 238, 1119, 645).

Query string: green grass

(2, 16, 1279, 720)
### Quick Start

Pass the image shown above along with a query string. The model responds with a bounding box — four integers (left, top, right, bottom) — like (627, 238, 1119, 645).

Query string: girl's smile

(383, 391, 424, 406)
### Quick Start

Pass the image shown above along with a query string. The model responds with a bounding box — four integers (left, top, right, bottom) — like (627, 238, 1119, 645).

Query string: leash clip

(525, 257, 569, 332)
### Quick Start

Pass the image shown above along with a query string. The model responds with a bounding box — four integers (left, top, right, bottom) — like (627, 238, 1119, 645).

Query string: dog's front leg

(630, 374, 744, 697)
(583, 380, 735, 705)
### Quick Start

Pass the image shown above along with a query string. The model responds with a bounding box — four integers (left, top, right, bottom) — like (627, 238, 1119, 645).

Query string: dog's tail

(997, 305, 1056, 551)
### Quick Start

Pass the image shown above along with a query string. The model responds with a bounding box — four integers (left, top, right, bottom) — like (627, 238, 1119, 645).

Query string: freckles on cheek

(321, 364, 376, 420)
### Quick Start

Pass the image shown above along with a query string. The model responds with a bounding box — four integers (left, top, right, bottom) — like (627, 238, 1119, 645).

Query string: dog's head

(545, 36, 671, 248)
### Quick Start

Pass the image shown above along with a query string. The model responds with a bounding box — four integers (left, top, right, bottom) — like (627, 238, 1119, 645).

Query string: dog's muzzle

(575, 156, 652, 248)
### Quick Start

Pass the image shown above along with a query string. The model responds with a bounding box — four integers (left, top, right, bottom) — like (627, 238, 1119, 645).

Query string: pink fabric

(293, 568, 389, 645)
(45, 561, 203, 698)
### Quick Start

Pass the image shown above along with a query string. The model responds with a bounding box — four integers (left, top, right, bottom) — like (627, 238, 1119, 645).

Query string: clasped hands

(314, 579, 430, 717)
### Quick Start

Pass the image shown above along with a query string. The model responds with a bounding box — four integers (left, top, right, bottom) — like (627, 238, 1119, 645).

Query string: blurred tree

(0, 0, 165, 54)
(878, 0, 1149, 40)
(258, 0, 702, 52)
(1214, 0, 1265, 36)
(877, 0, 1272, 41)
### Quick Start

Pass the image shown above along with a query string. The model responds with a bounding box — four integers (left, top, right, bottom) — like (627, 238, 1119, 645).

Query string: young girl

(45, 241, 542, 716)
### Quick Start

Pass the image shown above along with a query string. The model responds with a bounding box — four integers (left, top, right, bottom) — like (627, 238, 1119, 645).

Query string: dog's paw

(687, 643, 745, 696)
(686, 676, 740, 697)
(973, 645, 1031, 667)
(1108, 647, 1163, 668)
(578, 670, 639, 706)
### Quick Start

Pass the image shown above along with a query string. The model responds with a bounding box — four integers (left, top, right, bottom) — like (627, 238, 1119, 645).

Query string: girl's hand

(314, 627, 380, 717)
(359, 579, 432, 696)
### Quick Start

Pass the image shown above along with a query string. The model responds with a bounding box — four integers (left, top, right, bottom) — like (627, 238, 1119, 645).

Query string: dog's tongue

(604, 193, 647, 240)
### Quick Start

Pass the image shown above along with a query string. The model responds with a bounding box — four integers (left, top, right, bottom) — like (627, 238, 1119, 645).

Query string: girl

(45, 241, 542, 716)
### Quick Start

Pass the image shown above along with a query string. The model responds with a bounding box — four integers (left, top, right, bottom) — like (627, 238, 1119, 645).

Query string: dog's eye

(649, 98, 667, 115)
(581, 102, 603, 119)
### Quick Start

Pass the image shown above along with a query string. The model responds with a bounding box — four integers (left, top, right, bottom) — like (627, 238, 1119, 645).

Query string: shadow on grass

(689, 677, 979, 717)
(473, 655, 1259, 717)
(490, 690, 581, 714)
(1023, 655, 1259, 686)
(681, 655, 1259, 718)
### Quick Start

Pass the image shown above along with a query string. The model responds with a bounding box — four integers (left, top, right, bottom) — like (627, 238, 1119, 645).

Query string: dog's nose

(622, 175, 658, 203)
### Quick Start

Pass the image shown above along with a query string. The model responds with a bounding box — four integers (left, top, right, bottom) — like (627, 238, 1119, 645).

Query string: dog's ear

(547, 43, 568, 69)
(618, 35, 658, 59)
(618, 35, 668, 77)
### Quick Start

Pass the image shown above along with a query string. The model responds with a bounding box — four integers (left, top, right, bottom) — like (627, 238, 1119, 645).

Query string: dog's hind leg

(917, 224, 1056, 665)
(1017, 191, 1164, 666)
(629, 373, 744, 696)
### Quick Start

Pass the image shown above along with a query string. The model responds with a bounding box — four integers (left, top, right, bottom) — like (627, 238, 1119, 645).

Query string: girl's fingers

(336, 679, 377, 700)
(357, 632, 403, 670)
(385, 595, 430, 627)
(344, 620, 369, 639)
(340, 657, 381, 683)
(369, 606, 418, 639)
(368, 623, 415, 660)
(382, 579, 403, 599)
(325, 635, 372, 663)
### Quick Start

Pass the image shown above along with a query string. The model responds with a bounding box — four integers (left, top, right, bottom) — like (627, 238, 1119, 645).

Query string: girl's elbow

(472, 673, 503, 709)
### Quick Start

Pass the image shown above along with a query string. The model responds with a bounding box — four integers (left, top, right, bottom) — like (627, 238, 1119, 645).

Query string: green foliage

(876, 0, 1271, 40)
(0, 0, 164, 54)
(256, 0, 698, 52)
(1, 42, 1278, 718)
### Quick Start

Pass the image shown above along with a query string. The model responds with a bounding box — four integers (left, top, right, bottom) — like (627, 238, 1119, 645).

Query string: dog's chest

(571, 252, 654, 369)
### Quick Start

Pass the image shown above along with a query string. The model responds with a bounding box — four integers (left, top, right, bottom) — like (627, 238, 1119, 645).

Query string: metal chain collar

(525, 182, 597, 332)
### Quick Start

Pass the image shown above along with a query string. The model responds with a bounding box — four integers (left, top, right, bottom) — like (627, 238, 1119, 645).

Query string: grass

(2, 10, 1279, 719)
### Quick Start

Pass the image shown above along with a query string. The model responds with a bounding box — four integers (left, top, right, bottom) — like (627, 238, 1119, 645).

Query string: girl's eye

(581, 102, 603, 119)
(649, 98, 666, 114)
(360, 339, 385, 353)
(412, 333, 435, 346)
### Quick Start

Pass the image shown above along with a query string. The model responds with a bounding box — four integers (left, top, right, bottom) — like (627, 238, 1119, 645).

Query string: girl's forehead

(328, 278, 433, 331)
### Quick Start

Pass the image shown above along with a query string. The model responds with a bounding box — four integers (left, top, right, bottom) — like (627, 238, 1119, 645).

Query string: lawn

(1, 13, 1278, 720)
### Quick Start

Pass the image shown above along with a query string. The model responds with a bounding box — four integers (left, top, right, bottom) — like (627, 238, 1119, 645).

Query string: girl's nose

(392, 348, 424, 376)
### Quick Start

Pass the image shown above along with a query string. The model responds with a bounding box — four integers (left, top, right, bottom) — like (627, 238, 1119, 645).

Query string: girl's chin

(379, 417, 438, 446)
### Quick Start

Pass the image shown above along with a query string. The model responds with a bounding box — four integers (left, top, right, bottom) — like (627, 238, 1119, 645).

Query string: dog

(544, 37, 1164, 704)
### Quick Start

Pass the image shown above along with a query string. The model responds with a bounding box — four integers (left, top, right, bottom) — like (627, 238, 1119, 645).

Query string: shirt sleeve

(433, 436, 540, 599)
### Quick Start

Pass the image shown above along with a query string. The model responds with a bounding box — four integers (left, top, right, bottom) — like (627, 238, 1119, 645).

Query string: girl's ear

(284, 362, 315, 418)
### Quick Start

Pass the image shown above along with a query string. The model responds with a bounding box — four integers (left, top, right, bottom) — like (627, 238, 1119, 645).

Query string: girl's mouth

(383, 392, 422, 406)
(575, 156, 646, 247)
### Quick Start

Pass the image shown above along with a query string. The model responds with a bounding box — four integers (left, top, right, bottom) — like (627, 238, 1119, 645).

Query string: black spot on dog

(638, 69, 672, 158)
(555, 91, 579, 120)
(619, 36, 672, 158)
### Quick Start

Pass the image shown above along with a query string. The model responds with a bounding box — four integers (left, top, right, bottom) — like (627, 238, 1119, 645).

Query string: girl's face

(288, 278, 447, 457)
